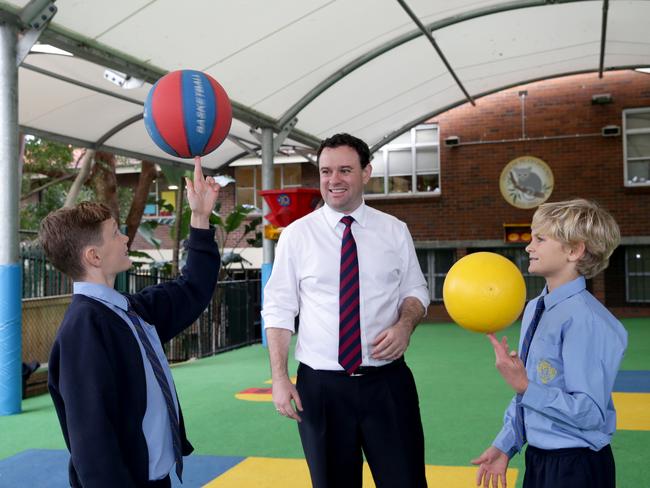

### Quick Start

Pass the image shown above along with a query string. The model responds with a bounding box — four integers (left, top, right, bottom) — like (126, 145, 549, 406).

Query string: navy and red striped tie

(339, 215, 362, 374)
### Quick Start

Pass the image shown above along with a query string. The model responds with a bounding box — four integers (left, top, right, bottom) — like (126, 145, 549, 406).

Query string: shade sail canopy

(1, 0, 649, 172)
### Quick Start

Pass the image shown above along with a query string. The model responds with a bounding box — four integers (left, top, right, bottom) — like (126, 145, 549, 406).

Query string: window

(416, 249, 455, 301)
(626, 246, 650, 302)
(234, 163, 302, 208)
(143, 180, 159, 216)
(470, 247, 545, 301)
(366, 124, 440, 196)
(623, 108, 650, 186)
(142, 179, 176, 217)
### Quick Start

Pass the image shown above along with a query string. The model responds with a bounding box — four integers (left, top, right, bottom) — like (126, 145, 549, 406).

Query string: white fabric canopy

(2, 0, 649, 171)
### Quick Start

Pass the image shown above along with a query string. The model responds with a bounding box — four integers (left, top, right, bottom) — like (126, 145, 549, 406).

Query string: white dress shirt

(262, 202, 430, 370)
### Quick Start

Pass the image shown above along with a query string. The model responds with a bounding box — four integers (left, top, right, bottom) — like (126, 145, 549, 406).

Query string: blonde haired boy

(472, 199, 627, 488)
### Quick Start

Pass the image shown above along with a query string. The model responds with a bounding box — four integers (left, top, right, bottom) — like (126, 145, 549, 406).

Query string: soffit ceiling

(1, 0, 648, 172)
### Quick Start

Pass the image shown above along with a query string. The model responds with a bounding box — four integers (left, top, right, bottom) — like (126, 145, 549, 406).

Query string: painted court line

(613, 392, 650, 431)
(203, 457, 519, 488)
(613, 370, 650, 393)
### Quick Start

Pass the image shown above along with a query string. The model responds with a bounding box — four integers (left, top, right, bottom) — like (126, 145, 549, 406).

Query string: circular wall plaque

(499, 156, 554, 209)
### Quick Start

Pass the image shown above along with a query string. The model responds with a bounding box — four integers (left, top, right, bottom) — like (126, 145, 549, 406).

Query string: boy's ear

(81, 245, 101, 268)
(568, 241, 586, 262)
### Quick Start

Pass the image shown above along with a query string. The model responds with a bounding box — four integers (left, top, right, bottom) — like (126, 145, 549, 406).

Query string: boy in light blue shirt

(472, 199, 627, 488)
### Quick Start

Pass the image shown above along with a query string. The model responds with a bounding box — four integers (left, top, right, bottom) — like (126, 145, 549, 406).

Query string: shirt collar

(539, 275, 586, 310)
(322, 202, 367, 229)
(74, 281, 129, 312)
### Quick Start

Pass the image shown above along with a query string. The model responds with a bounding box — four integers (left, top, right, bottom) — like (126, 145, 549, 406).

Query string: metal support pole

(598, 0, 610, 78)
(0, 22, 22, 416)
(260, 127, 274, 346)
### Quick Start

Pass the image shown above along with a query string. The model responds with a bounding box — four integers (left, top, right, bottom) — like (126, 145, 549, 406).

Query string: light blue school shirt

(493, 276, 627, 457)
(74, 282, 180, 481)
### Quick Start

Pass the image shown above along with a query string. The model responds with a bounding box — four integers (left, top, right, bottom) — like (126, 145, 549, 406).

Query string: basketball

(443, 252, 526, 333)
(144, 70, 232, 158)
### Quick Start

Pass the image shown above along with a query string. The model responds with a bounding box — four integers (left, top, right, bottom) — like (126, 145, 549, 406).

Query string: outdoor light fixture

(103, 69, 145, 90)
(592, 93, 613, 105)
(601, 125, 621, 137)
(444, 136, 460, 147)
(167, 185, 179, 190)
(30, 43, 72, 56)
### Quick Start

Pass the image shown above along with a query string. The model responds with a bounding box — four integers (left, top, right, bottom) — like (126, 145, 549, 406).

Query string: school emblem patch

(537, 360, 557, 384)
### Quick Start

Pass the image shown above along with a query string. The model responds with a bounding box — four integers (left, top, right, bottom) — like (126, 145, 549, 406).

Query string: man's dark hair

(39, 201, 113, 280)
(316, 133, 372, 169)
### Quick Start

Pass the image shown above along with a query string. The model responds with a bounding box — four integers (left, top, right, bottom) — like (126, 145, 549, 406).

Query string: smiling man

(263, 133, 430, 488)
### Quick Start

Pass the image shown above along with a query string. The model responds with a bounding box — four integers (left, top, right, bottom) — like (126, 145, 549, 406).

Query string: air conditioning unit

(592, 93, 613, 105)
(444, 136, 460, 147)
(601, 125, 621, 137)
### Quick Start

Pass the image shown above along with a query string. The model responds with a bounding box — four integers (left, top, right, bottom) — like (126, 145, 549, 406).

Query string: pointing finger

(194, 156, 204, 184)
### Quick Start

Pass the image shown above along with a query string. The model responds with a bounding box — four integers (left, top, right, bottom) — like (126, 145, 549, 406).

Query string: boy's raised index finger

(487, 334, 508, 356)
(194, 156, 204, 182)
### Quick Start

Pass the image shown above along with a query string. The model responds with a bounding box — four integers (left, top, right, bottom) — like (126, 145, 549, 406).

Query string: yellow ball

(443, 252, 526, 333)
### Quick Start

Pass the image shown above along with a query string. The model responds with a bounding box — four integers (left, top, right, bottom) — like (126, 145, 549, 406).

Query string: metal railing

(116, 268, 262, 361)
(19, 242, 262, 363)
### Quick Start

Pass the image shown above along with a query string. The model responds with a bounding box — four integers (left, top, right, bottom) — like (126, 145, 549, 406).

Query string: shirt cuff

(400, 289, 430, 313)
(492, 431, 518, 459)
(261, 312, 296, 332)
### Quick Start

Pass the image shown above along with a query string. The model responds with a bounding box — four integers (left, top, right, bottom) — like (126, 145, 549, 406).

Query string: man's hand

(186, 156, 220, 229)
(272, 376, 303, 422)
(471, 446, 509, 488)
(372, 297, 424, 360)
(371, 320, 411, 360)
(487, 334, 528, 394)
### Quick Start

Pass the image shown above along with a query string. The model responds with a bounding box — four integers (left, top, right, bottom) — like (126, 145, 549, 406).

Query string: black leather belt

(308, 356, 405, 377)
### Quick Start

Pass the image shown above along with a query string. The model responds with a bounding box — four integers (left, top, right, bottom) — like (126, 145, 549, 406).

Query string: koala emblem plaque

(499, 156, 554, 209)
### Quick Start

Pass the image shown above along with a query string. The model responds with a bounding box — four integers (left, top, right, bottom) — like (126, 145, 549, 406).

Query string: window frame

(417, 248, 455, 302)
(622, 107, 650, 187)
(625, 245, 650, 303)
(235, 163, 303, 209)
(366, 124, 440, 198)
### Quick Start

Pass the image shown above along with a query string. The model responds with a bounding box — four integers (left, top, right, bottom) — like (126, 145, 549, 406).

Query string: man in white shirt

(262, 133, 430, 488)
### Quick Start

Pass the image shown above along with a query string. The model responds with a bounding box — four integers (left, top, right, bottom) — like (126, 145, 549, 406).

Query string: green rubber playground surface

(1, 318, 649, 487)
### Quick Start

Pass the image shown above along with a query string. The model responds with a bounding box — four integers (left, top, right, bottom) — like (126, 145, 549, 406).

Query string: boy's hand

(186, 156, 220, 229)
(471, 446, 509, 488)
(487, 334, 528, 394)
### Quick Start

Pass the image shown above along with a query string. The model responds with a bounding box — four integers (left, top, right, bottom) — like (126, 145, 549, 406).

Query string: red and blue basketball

(144, 70, 232, 158)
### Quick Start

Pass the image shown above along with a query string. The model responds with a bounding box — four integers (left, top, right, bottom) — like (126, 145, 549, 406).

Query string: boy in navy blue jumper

(472, 199, 627, 488)
(41, 158, 221, 488)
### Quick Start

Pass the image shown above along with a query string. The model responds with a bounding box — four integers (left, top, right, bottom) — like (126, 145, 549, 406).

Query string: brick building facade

(369, 69, 650, 319)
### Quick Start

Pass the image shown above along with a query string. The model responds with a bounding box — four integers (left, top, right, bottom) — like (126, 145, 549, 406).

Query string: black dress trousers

(296, 359, 427, 488)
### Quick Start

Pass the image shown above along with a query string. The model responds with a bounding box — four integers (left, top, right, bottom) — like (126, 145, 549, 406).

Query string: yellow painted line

(613, 392, 650, 431)
(202, 457, 518, 488)
(264, 376, 297, 384)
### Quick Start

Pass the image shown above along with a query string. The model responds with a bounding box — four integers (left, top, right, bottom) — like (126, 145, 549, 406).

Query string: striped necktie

(338, 215, 362, 374)
(514, 297, 546, 451)
(125, 304, 183, 482)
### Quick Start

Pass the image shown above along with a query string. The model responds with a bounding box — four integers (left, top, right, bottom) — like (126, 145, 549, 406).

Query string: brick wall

(369, 70, 650, 242)
(367, 70, 650, 318)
